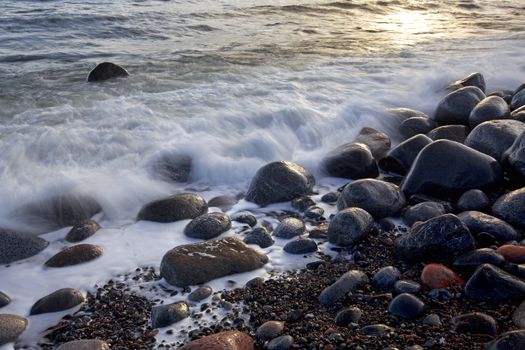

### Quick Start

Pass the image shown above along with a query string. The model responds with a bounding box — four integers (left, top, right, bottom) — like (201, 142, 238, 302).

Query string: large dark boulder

(87, 62, 129, 82)
(447, 72, 486, 93)
(492, 188, 525, 229)
(401, 140, 502, 197)
(434, 86, 485, 125)
(379, 134, 432, 175)
(353, 127, 391, 159)
(504, 131, 525, 181)
(399, 117, 437, 140)
(184, 212, 231, 240)
(30, 288, 85, 315)
(395, 214, 475, 263)
(0, 314, 27, 346)
(458, 211, 521, 243)
(160, 237, 268, 287)
(469, 96, 510, 127)
(0, 229, 49, 264)
(427, 125, 470, 143)
(321, 142, 378, 180)
(137, 193, 207, 223)
(465, 264, 525, 303)
(465, 120, 525, 162)
(246, 161, 315, 206)
(328, 208, 373, 246)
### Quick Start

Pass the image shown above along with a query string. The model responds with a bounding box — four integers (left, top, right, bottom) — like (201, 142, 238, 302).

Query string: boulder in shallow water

(492, 188, 525, 229)
(353, 127, 391, 159)
(184, 212, 231, 240)
(45, 244, 103, 267)
(399, 116, 437, 140)
(244, 227, 274, 248)
(0, 292, 10, 308)
(469, 96, 510, 127)
(283, 238, 317, 254)
(245, 161, 314, 206)
(465, 120, 525, 162)
(56, 340, 110, 350)
(0, 314, 27, 346)
(458, 211, 521, 243)
(434, 86, 485, 125)
(137, 193, 207, 223)
(0, 228, 49, 264)
(379, 134, 432, 175)
(87, 62, 129, 82)
(321, 142, 378, 180)
(328, 207, 374, 246)
(160, 237, 268, 287)
(30, 288, 85, 315)
(65, 219, 101, 243)
(464, 264, 525, 303)
(178, 330, 254, 350)
(447, 72, 486, 93)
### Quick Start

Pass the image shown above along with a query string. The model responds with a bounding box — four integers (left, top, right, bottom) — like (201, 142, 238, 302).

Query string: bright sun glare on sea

(381, 10, 430, 34)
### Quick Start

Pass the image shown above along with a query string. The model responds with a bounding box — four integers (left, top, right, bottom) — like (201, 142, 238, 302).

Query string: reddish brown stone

(45, 244, 103, 268)
(421, 263, 463, 289)
(179, 331, 254, 350)
(497, 245, 525, 264)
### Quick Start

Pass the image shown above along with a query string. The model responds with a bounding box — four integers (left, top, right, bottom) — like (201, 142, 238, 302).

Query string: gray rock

(65, 219, 101, 242)
(337, 179, 406, 219)
(379, 134, 433, 175)
(360, 324, 394, 336)
(160, 237, 268, 287)
(255, 321, 284, 340)
(427, 125, 470, 143)
(394, 280, 421, 294)
(283, 238, 317, 254)
(0, 228, 48, 264)
(423, 313, 441, 326)
(388, 293, 425, 319)
(485, 330, 525, 350)
(0, 314, 27, 346)
(457, 189, 490, 212)
(244, 227, 274, 248)
(434, 86, 485, 125)
(458, 211, 521, 243)
(399, 117, 437, 140)
(401, 140, 502, 197)
(511, 88, 525, 110)
(403, 202, 446, 226)
(395, 214, 475, 263)
(489, 90, 514, 105)
(137, 193, 207, 223)
(0, 292, 10, 308)
(372, 266, 401, 290)
(504, 131, 525, 181)
(188, 286, 213, 302)
(184, 212, 231, 240)
(452, 312, 497, 336)
(465, 264, 525, 303)
(335, 307, 362, 326)
(328, 208, 374, 246)
(151, 301, 189, 328)
(354, 127, 391, 159)
(45, 244, 103, 268)
(512, 105, 525, 123)
(273, 218, 305, 239)
(469, 96, 510, 127)
(246, 161, 315, 206)
(513, 300, 525, 329)
(56, 339, 110, 350)
(267, 335, 294, 350)
(321, 192, 339, 203)
(319, 270, 369, 306)
(87, 62, 129, 82)
(453, 249, 505, 271)
(492, 188, 525, 229)
(30, 288, 85, 315)
(231, 213, 257, 227)
(321, 142, 378, 180)
(207, 196, 238, 212)
(291, 196, 316, 212)
(465, 120, 525, 162)
(149, 152, 192, 183)
(448, 72, 486, 93)
(304, 206, 324, 219)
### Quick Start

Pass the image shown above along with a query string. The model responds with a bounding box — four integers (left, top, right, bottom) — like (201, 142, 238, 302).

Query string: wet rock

(244, 227, 274, 248)
(469, 96, 510, 127)
(504, 131, 525, 181)
(512, 300, 525, 329)
(321, 192, 339, 203)
(399, 117, 437, 140)
(231, 213, 257, 227)
(485, 330, 525, 350)
(188, 286, 213, 302)
(319, 270, 369, 306)
(458, 211, 521, 243)
(65, 219, 101, 243)
(337, 179, 405, 219)
(246, 161, 315, 206)
(208, 196, 238, 212)
(403, 202, 446, 226)
(457, 189, 490, 212)
(512, 106, 525, 122)
(267, 335, 294, 350)
(448, 72, 486, 93)
(179, 330, 254, 350)
(184, 212, 231, 240)
(160, 237, 268, 287)
(0, 292, 10, 308)
(304, 206, 324, 219)
(87, 62, 129, 82)
(149, 152, 192, 183)
(30, 288, 84, 315)
(465, 264, 525, 302)
(465, 120, 525, 162)
(151, 301, 189, 328)
(45, 244, 103, 268)
(395, 214, 475, 263)
(255, 321, 284, 340)
(291, 196, 315, 212)
(497, 245, 525, 264)
(388, 293, 425, 319)
(354, 127, 391, 159)
(394, 280, 421, 294)
(453, 249, 505, 271)
(360, 324, 394, 336)
(401, 140, 502, 197)
(283, 238, 317, 254)
(452, 312, 497, 336)
(0, 314, 27, 346)
(434, 86, 485, 125)
(328, 208, 374, 246)
(420, 263, 463, 289)
(273, 218, 305, 239)
(321, 142, 378, 180)
(489, 90, 514, 104)
(379, 134, 432, 175)
(492, 188, 525, 229)
(427, 125, 469, 143)
(0, 228, 48, 264)
(511, 87, 525, 110)
(423, 313, 441, 326)
(372, 266, 401, 290)
(137, 193, 207, 223)
(56, 339, 110, 350)
(335, 307, 362, 326)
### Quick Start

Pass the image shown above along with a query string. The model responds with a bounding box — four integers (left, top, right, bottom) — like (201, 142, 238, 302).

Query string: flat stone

(184, 212, 231, 240)
(56, 339, 110, 350)
(465, 264, 525, 303)
(0, 314, 27, 346)
(0, 228, 48, 264)
(273, 218, 305, 239)
(453, 249, 505, 271)
(137, 193, 207, 223)
(255, 321, 284, 340)
(283, 238, 317, 254)
(65, 219, 101, 243)
(360, 324, 394, 336)
(328, 208, 374, 246)
(319, 270, 369, 306)
(30, 288, 84, 315)
(394, 280, 421, 294)
(151, 301, 190, 328)
(388, 293, 425, 320)
(45, 244, 103, 268)
(178, 330, 254, 350)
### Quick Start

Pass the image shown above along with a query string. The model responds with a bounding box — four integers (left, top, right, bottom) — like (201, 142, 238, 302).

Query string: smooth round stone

(245, 277, 264, 289)
(372, 266, 401, 290)
(0, 228, 49, 264)
(379, 134, 433, 175)
(361, 324, 394, 336)
(434, 86, 485, 125)
(30, 288, 85, 315)
(267, 335, 294, 350)
(453, 249, 505, 271)
(422, 313, 441, 326)
(469, 95, 510, 127)
(304, 206, 324, 219)
(184, 212, 231, 240)
(420, 263, 463, 289)
(231, 213, 257, 227)
(273, 218, 305, 239)
(328, 207, 374, 246)
(485, 330, 525, 350)
(45, 244, 103, 268)
(452, 312, 497, 336)
(497, 245, 525, 264)
(457, 189, 490, 212)
(512, 300, 525, 328)
(65, 219, 101, 243)
(0, 314, 28, 346)
(394, 280, 421, 294)
(87, 62, 128, 82)
(244, 227, 274, 248)
(427, 125, 469, 143)
(399, 117, 437, 140)
(458, 211, 521, 243)
(188, 286, 213, 302)
(137, 193, 207, 223)
(283, 238, 317, 254)
(465, 120, 525, 162)
(335, 307, 362, 326)
(388, 293, 425, 319)
(151, 301, 190, 328)
(0, 292, 11, 308)
(493, 188, 525, 229)
(321, 142, 379, 180)
(448, 72, 486, 93)
(255, 321, 284, 340)
(56, 339, 110, 350)
(403, 202, 446, 226)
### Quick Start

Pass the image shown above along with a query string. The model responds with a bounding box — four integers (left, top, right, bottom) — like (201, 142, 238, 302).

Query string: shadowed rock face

(178, 331, 254, 350)
(87, 62, 129, 82)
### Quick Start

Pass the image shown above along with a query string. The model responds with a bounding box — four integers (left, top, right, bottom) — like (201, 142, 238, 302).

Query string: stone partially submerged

(87, 62, 129, 82)
(137, 193, 207, 223)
